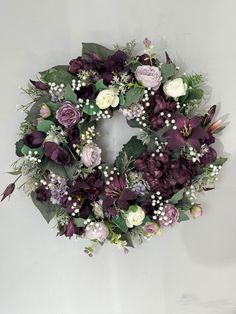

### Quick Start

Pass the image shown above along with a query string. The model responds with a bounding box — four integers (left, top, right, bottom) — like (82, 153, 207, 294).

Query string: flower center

(181, 123, 192, 137)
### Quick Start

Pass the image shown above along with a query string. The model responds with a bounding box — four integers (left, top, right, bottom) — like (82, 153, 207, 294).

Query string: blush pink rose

(56, 101, 81, 128)
(135, 65, 162, 90)
(85, 222, 109, 242)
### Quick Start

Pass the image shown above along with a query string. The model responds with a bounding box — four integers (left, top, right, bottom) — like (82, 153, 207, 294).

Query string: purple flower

(1, 183, 15, 202)
(134, 150, 197, 198)
(81, 143, 102, 168)
(200, 146, 217, 165)
(143, 222, 160, 235)
(143, 37, 152, 48)
(64, 219, 78, 238)
(159, 204, 179, 227)
(103, 176, 137, 210)
(66, 127, 80, 148)
(105, 50, 128, 73)
(85, 222, 109, 242)
(69, 171, 104, 202)
(56, 102, 81, 128)
(164, 114, 208, 150)
(40, 104, 51, 118)
(75, 85, 96, 100)
(23, 131, 46, 148)
(202, 105, 216, 127)
(68, 57, 92, 74)
(30, 80, 49, 90)
(137, 54, 157, 66)
(135, 65, 162, 90)
(44, 142, 71, 165)
(35, 185, 51, 202)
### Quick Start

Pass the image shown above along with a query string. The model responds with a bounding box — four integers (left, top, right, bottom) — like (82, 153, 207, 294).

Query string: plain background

(0, 0, 236, 313)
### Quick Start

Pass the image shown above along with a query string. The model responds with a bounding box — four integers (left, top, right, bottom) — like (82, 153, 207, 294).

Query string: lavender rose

(159, 204, 179, 227)
(85, 222, 109, 242)
(81, 143, 102, 168)
(56, 101, 81, 128)
(135, 65, 162, 90)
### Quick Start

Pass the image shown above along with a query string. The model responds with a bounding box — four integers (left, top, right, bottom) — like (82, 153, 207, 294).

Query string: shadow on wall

(180, 149, 236, 267)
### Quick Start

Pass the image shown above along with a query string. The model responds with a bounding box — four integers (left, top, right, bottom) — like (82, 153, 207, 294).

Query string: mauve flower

(190, 205, 203, 219)
(159, 204, 179, 227)
(1, 183, 15, 202)
(85, 222, 109, 242)
(56, 101, 81, 128)
(30, 80, 49, 90)
(104, 176, 137, 210)
(44, 142, 71, 165)
(143, 222, 160, 235)
(40, 104, 51, 118)
(23, 131, 46, 148)
(143, 37, 152, 48)
(164, 114, 208, 150)
(64, 219, 78, 238)
(81, 143, 102, 168)
(135, 65, 162, 90)
(35, 185, 51, 202)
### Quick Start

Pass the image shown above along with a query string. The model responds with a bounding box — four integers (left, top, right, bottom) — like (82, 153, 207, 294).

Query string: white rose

(81, 142, 102, 168)
(44, 134, 60, 144)
(125, 205, 145, 228)
(163, 78, 187, 98)
(96, 88, 119, 110)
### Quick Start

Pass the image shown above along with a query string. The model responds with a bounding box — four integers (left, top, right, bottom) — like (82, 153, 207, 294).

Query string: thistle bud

(1, 183, 15, 202)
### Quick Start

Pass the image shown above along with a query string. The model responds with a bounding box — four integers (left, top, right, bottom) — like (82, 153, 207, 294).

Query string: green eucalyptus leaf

(119, 93, 125, 106)
(121, 232, 134, 248)
(15, 139, 24, 157)
(187, 88, 204, 101)
(82, 43, 114, 61)
(41, 68, 75, 85)
(112, 214, 128, 233)
(213, 156, 228, 166)
(37, 120, 54, 132)
(125, 87, 144, 106)
(31, 192, 59, 223)
(95, 79, 107, 91)
(178, 211, 190, 222)
(160, 63, 176, 82)
(21, 145, 44, 158)
(64, 84, 79, 104)
(169, 188, 185, 205)
(73, 218, 86, 227)
(83, 102, 100, 116)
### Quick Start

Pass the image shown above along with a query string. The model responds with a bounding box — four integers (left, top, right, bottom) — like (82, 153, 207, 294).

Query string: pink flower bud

(40, 104, 51, 118)
(190, 205, 203, 219)
(1, 183, 15, 202)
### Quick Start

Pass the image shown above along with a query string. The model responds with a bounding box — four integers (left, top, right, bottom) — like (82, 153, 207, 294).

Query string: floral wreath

(2, 39, 227, 256)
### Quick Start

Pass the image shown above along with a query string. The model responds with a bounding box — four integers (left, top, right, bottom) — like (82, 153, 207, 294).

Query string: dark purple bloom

(23, 131, 46, 148)
(134, 149, 197, 198)
(44, 142, 71, 165)
(137, 54, 157, 66)
(103, 176, 137, 210)
(68, 57, 92, 74)
(30, 80, 49, 90)
(56, 102, 81, 128)
(64, 219, 77, 238)
(1, 183, 15, 201)
(69, 171, 104, 202)
(75, 85, 95, 100)
(200, 147, 217, 165)
(147, 94, 177, 130)
(164, 114, 208, 150)
(35, 185, 51, 202)
(66, 127, 80, 148)
(105, 50, 128, 73)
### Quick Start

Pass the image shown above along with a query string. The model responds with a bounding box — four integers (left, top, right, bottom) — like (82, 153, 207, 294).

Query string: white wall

(0, 1, 236, 313)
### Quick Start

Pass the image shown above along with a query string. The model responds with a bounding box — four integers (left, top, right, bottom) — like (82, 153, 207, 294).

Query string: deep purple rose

(159, 204, 179, 227)
(66, 127, 80, 148)
(75, 85, 95, 100)
(68, 57, 92, 74)
(105, 50, 128, 73)
(23, 131, 46, 148)
(35, 185, 51, 202)
(44, 142, 71, 165)
(56, 102, 81, 128)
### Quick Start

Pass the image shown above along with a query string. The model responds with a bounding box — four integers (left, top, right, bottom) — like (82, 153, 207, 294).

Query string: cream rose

(96, 88, 119, 110)
(81, 142, 102, 168)
(125, 205, 145, 228)
(163, 78, 187, 98)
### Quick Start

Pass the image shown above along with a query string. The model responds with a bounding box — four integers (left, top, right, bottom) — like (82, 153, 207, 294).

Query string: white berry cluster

(48, 82, 65, 99)
(72, 78, 86, 91)
(185, 185, 196, 206)
(25, 151, 42, 164)
(150, 191, 165, 220)
(95, 109, 112, 121)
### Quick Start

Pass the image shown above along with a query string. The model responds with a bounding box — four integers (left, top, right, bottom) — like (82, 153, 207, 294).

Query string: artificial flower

(96, 88, 119, 109)
(159, 204, 179, 227)
(163, 78, 187, 98)
(44, 142, 71, 165)
(40, 104, 51, 118)
(1, 183, 15, 202)
(56, 101, 81, 128)
(125, 205, 145, 228)
(190, 205, 203, 219)
(23, 130, 46, 148)
(85, 222, 109, 242)
(135, 65, 162, 90)
(81, 143, 102, 168)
